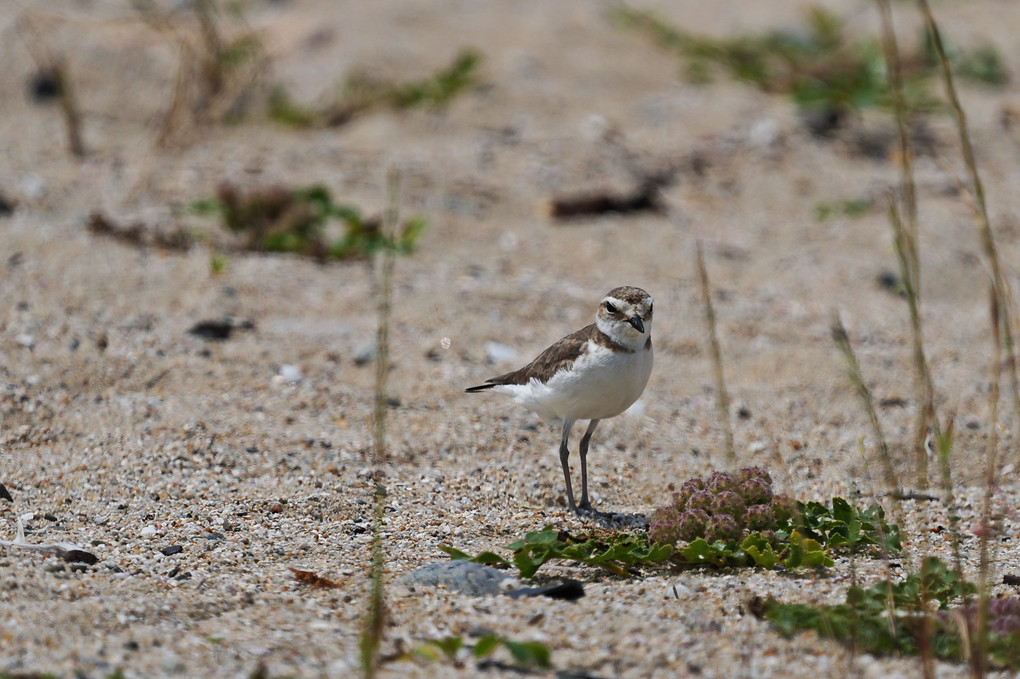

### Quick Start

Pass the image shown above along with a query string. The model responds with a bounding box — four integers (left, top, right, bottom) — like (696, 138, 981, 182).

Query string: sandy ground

(2, 1, 1020, 677)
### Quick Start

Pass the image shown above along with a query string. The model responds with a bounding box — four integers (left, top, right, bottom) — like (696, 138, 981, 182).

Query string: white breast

(495, 341, 653, 422)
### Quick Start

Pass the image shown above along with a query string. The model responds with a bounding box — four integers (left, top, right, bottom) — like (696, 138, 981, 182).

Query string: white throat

(596, 314, 649, 351)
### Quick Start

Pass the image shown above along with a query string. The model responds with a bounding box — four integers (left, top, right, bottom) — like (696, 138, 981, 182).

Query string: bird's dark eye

(604, 302, 617, 313)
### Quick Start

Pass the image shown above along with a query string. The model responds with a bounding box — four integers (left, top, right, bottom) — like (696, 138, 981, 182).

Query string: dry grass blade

(831, 313, 901, 501)
(971, 283, 1001, 678)
(916, 0, 1020, 466)
(360, 169, 401, 679)
(876, 0, 917, 229)
(933, 420, 965, 577)
(886, 195, 939, 489)
(877, 0, 936, 489)
(696, 241, 735, 467)
(917, 3, 1009, 674)
(930, 419, 978, 674)
(157, 43, 195, 148)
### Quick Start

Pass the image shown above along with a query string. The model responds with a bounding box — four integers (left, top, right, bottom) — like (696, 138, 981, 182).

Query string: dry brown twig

(87, 210, 193, 252)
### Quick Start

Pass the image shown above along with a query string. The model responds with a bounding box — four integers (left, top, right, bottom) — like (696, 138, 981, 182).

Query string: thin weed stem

(934, 420, 965, 582)
(886, 195, 938, 490)
(972, 284, 1002, 679)
(877, 0, 936, 488)
(918, 3, 1010, 674)
(917, 0, 1020, 465)
(831, 313, 902, 500)
(851, 439, 903, 654)
(876, 0, 917, 230)
(359, 169, 401, 679)
(696, 241, 736, 468)
(53, 59, 86, 158)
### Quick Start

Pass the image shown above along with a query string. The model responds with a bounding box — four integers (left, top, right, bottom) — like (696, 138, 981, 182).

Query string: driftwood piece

(88, 211, 193, 252)
(187, 318, 256, 341)
(546, 172, 674, 220)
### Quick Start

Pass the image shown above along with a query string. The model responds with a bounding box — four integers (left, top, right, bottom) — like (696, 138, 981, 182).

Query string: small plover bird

(467, 286, 654, 515)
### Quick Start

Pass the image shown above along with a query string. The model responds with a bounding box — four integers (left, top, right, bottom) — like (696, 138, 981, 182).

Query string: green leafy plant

(190, 183, 425, 260)
(759, 557, 1020, 668)
(441, 528, 672, 578)
(795, 497, 901, 552)
(676, 530, 831, 569)
(442, 524, 831, 575)
(442, 470, 899, 577)
(401, 634, 551, 670)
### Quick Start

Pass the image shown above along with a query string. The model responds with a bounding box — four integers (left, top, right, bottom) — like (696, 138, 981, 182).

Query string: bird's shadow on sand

(579, 510, 649, 530)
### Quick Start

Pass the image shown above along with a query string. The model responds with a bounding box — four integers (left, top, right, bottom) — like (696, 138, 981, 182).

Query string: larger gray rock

(398, 560, 518, 596)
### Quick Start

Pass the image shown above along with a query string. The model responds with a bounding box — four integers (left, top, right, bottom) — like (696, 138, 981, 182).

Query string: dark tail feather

(465, 382, 497, 393)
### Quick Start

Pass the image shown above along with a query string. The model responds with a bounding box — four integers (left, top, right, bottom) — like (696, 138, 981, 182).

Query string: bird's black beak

(627, 315, 645, 333)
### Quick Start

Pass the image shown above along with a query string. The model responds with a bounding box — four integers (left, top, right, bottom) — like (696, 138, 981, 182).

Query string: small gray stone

(484, 341, 516, 364)
(398, 560, 517, 596)
(279, 364, 303, 383)
(354, 343, 377, 366)
(19, 173, 47, 200)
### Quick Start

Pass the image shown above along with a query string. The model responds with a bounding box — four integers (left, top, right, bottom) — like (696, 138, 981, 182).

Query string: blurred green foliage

(815, 196, 874, 221)
(190, 183, 425, 260)
(612, 5, 1008, 120)
(270, 48, 483, 128)
(402, 634, 552, 670)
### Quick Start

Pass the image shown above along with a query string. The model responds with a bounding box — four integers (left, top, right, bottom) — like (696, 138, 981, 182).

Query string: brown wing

(465, 324, 596, 391)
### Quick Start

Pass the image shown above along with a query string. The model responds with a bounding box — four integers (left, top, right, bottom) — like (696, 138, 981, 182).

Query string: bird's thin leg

(577, 419, 600, 512)
(559, 419, 577, 512)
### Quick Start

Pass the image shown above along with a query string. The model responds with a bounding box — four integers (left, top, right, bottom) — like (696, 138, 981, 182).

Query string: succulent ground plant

(649, 467, 794, 548)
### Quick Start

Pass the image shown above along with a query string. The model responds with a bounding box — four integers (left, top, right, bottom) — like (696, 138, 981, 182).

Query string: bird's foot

(575, 505, 613, 520)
